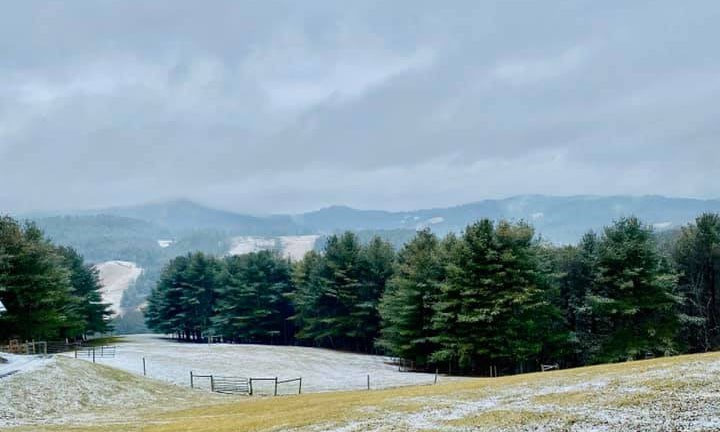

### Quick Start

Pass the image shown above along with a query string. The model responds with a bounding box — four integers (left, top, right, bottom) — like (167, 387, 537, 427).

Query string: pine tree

(431, 220, 562, 373)
(355, 236, 395, 352)
(179, 252, 221, 340)
(56, 246, 113, 336)
(290, 250, 326, 344)
(378, 229, 444, 367)
(293, 233, 361, 349)
(0, 217, 76, 340)
(586, 217, 679, 363)
(546, 232, 598, 366)
(145, 252, 221, 340)
(212, 251, 293, 344)
(292, 232, 393, 351)
(673, 213, 720, 351)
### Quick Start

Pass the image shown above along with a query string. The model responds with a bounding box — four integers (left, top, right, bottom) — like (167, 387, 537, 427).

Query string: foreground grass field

(5, 351, 720, 431)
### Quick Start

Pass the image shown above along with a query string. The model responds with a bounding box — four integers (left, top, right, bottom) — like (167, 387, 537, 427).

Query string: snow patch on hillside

(228, 236, 277, 256)
(157, 239, 174, 248)
(228, 235, 318, 261)
(280, 235, 320, 260)
(94, 261, 142, 317)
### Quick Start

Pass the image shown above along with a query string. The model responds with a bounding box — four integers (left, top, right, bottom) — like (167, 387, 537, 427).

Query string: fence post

(92, 347, 96, 363)
(74, 348, 77, 359)
(142, 357, 146, 376)
(210, 375, 215, 392)
(190, 371, 194, 389)
(298, 378, 302, 395)
(101, 346, 104, 357)
(367, 374, 370, 390)
(274, 377, 278, 396)
(249, 378, 253, 396)
(434, 368, 438, 384)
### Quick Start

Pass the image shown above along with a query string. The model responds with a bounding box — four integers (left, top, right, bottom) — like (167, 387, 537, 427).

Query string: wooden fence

(0, 341, 47, 355)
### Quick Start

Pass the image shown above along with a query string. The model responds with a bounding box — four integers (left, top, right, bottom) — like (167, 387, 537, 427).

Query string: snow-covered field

(69, 334, 438, 394)
(228, 235, 319, 261)
(94, 260, 143, 316)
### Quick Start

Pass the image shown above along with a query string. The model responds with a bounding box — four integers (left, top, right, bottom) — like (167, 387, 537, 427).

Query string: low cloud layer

(1, 1, 719, 214)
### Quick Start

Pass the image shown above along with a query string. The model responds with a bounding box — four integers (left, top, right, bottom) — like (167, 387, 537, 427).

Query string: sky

(1, 1, 719, 214)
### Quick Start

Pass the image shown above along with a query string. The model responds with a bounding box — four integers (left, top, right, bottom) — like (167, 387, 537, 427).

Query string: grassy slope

(13, 351, 720, 432)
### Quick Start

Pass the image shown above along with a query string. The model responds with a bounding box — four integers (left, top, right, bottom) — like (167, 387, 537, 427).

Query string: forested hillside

(145, 213, 720, 374)
(33, 215, 235, 334)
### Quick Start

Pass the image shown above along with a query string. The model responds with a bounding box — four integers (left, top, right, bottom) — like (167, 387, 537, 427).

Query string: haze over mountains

(27, 194, 720, 247)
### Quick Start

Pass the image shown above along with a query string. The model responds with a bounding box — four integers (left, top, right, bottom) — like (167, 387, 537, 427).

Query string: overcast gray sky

(1, 1, 719, 214)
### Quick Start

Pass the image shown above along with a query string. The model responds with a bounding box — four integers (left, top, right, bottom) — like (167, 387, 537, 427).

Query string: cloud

(491, 47, 588, 85)
(1, 1, 719, 213)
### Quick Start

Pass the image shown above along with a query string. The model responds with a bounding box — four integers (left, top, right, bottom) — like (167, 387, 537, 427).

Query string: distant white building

(0, 300, 6, 314)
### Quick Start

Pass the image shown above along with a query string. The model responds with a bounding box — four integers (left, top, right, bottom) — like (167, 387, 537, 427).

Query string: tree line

(145, 213, 720, 374)
(0, 216, 112, 341)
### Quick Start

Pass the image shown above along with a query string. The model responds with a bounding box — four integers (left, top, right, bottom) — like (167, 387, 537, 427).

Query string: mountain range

(35, 194, 719, 243)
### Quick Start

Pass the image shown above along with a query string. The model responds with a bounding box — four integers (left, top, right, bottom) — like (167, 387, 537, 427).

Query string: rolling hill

(4, 344, 720, 431)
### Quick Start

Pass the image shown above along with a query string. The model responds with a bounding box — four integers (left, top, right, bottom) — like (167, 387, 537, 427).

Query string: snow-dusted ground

(0, 353, 52, 378)
(297, 353, 720, 432)
(5, 347, 720, 430)
(0, 354, 218, 428)
(94, 260, 143, 316)
(68, 334, 439, 394)
(228, 235, 318, 261)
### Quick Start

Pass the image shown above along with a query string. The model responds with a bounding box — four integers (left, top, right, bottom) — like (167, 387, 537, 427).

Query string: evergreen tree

(673, 213, 720, 351)
(56, 246, 113, 336)
(586, 217, 679, 363)
(355, 236, 395, 351)
(546, 233, 598, 366)
(145, 252, 221, 340)
(293, 233, 363, 349)
(145, 255, 190, 337)
(431, 220, 562, 373)
(212, 251, 293, 343)
(378, 229, 444, 367)
(0, 217, 76, 340)
(292, 232, 393, 351)
(290, 250, 327, 344)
